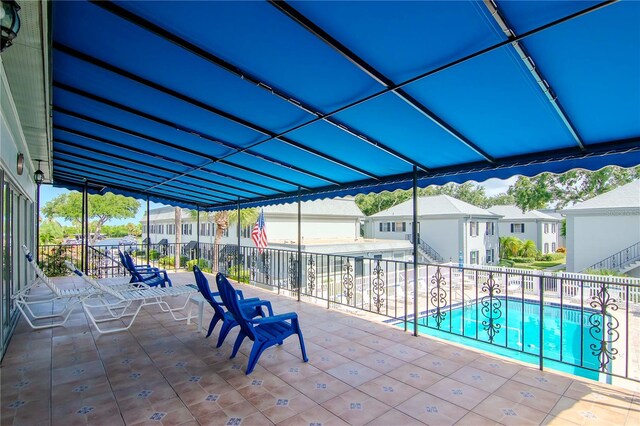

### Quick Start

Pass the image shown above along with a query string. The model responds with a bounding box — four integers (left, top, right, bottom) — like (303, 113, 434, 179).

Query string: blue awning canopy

(51, 0, 640, 210)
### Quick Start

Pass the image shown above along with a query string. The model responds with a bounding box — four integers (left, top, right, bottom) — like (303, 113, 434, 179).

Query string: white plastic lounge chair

(65, 261, 197, 334)
(14, 245, 136, 329)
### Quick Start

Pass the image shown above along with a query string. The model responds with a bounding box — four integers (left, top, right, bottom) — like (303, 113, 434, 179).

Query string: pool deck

(1, 272, 639, 425)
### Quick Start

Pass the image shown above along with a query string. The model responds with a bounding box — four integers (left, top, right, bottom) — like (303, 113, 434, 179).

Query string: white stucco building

(562, 180, 640, 276)
(488, 205, 562, 254)
(141, 197, 413, 261)
(363, 195, 501, 265)
(0, 24, 45, 357)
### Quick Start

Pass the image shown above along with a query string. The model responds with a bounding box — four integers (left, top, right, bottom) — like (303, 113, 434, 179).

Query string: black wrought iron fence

(37, 241, 640, 383)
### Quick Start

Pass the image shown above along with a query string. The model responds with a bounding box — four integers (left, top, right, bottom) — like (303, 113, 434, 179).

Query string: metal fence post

(297, 187, 302, 302)
(539, 275, 544, 371)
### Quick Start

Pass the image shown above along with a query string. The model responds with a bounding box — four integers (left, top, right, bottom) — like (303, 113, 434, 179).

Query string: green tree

(519, 240, 538, 258)
(486, 193, 516, 207)
(127, 222, 142, 237)
(42, 192, 140, 245)
(191, 208, 258, 272)
(499, 236, 523, 259)
(355, 183, 494, 216)
(508, 166, 640, 211)
(355, 190, 411, 216)
(507, 173, 554, 211)
(175, 207, 182, 269)
(39, 218, 64, 244)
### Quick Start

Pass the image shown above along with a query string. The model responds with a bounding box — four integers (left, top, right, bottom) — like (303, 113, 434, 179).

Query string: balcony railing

(38, 242, 640, 383)
(584, 241, 640, 272)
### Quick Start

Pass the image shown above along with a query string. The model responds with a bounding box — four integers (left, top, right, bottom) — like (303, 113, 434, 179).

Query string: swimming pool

(397, 298, 603, 380)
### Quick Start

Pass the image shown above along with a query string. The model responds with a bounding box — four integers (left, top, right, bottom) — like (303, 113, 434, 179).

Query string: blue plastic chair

(193, 266, 267, 347)
(216, 273, 308, 375)
(120, 250, 172, 287)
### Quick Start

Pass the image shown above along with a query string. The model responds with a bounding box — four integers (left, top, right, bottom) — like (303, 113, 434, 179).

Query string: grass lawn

(499, 257, 566, 270)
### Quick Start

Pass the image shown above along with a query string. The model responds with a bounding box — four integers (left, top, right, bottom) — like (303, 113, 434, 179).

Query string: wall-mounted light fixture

(16, 152, 24, 175)
(34, 159, 45, 185)
(0, 0, 21, 53)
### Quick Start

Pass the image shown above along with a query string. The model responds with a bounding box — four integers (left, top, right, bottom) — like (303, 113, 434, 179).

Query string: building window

(552, 223, 556, 233)
(485, 222, 495, 235)
(544, 243, 549, 254)
(394, 221, 406, 232)
(142, 225, 146, 234)
(470, 250, 479, 265)
(470, 221, 479, 237)
(159, 224, 164, 234)
(241, 225, 252, 238)
(486, 249, 494, 263)
(544, 223, 549, 234)
(552, 242, 556, 252)
(511, 223, 525, 233)
(182, 223, 193, 235)
(380, 222, 391, 232)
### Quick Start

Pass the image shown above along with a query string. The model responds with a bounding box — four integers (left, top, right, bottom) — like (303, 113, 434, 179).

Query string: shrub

(511, 257, 535, 264)
(548, 253, 566, 261)
(532, 261, 563, 268)
(498, 259, 514, 267)
(40, 245, 71, 277)
(149, 249, 160, 261)
(535, 254, 555, 261)
(228, 265, 250, 283)
(556, 247, 566, 253)
(186, 259, 211, 272)
(159, 255, 189, 268)
(584, 268, 626, 277)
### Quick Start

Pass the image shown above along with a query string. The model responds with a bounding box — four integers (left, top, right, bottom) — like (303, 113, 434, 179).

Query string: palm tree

(519, 239, 538, 258)
(174, 207, 181, 269)
(191, 208, 258, 271)
(499, 236, 523, 259)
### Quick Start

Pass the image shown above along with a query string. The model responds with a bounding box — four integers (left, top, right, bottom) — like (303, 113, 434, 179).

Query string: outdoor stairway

(584, 241, 640, 274)
(412, 237, 445, 264)
(620, 259, 640, 275)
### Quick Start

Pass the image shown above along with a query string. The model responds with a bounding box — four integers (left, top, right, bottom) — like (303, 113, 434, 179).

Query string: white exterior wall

(1, 61, 37, 201)
(367, 218, 411, 241)
(540, 222, 560, 254)
(483, 221, 500, 264)
(365, 216, 499, 265)
(262, 215, 359, 241)
(145, 214, 360, 244)
(462, 219, 500, 265)
(566, 213, 640, 272)
(496, 220, 539, 246)
(496, 220, 560, 253)
(419, 218, 461, 262)
(1, 57, 39, 358)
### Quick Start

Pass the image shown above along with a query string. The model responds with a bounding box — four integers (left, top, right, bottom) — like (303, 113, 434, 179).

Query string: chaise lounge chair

(120, 250, 172, 287)
(193, 266, 268, 347)
(65, 261, 196, 334)
(15, 245, 135, 329)
(216, 273, 308, 374)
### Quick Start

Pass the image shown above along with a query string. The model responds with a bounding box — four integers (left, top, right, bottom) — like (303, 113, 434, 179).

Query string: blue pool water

(398, 298, 603, 380)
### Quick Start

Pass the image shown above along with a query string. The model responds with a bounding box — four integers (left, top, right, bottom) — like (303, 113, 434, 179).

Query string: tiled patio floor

(1, 272, 639, 425)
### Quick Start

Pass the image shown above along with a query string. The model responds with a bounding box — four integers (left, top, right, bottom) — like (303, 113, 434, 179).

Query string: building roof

(262, 197, 363, 217)
(144, 197, 363, 221)
(488, 205, 561, 221)
(562, 180, 640, 213)
(371, 195, 498, 218)
(142, 206, 192, 222)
